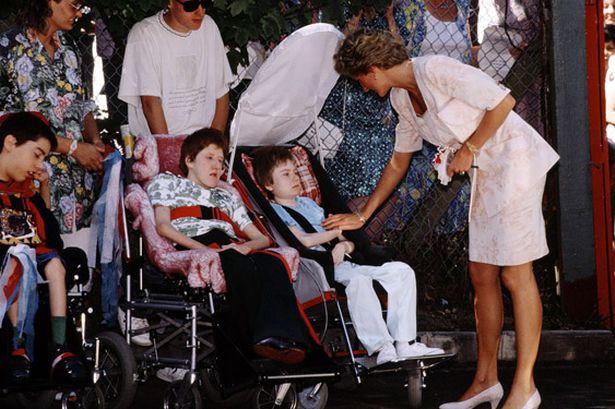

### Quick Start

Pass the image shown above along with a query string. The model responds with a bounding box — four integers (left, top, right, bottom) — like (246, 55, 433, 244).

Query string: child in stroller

(146, 128, 317, 365)
(0, 112, 88, 385)
(252, 146, 444, 365)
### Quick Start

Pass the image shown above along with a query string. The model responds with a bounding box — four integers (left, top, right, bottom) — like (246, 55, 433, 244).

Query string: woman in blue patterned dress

(0, 0, 104, 237)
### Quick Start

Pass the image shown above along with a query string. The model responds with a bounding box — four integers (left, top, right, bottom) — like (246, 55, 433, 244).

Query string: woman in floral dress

(0, 0, 104, 236)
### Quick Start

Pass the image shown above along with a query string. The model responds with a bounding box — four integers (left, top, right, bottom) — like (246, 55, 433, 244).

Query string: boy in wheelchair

(0, 112, 88, 385)
(146, 128, 315, 365)
(252, 146, 444, 365)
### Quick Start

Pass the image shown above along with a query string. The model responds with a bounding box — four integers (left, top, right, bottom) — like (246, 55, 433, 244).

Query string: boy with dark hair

(0, 112, 87, 384)
(252, 146, 443, 365)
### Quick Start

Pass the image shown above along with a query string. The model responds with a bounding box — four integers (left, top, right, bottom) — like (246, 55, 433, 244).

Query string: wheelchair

(0, 246, 114, 409)
(232, 144, 456, 409)
(91, 132, 340, 409)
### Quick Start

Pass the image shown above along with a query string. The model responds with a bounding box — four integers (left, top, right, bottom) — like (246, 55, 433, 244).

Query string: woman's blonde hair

(334, 29, 409, 78)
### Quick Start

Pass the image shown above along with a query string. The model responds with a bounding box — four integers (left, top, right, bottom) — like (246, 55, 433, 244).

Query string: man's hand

(72, 142, 105, 172)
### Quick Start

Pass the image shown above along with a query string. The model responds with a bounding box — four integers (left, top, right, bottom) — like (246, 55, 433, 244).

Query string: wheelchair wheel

(60, 385, 106, 409)
(163, 381, 202, 409)
(200, 367, 254, 407)
(297, 383, 328, 409)
(406, 369, 423, 409)
(16, 390, 57, 409)
(96, 331, 137, 409)
(252, 384, 297, 409)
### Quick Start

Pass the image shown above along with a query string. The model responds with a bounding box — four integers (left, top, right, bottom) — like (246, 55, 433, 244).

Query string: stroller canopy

(229, 23, 344, 150)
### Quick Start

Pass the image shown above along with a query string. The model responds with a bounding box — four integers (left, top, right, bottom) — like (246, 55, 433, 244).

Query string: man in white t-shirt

(119, 0, 233, 136)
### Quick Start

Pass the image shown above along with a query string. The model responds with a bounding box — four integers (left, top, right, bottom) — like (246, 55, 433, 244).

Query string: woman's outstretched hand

(323, 212, 364, 231)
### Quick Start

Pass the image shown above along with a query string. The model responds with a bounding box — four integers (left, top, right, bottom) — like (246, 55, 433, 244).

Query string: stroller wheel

(297, 383, 328, 409)
(60, 385, 106, 409)
(251, 384, 297, 409)
(163, 381, 202, 409)
(95, 331, 137, 409)
(16, 390, 57, 409)
(406, 369, 423, 409)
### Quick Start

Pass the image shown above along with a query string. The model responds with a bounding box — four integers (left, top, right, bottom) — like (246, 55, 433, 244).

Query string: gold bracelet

(354, 210, 367, 224)
(465, 141, 480, 154)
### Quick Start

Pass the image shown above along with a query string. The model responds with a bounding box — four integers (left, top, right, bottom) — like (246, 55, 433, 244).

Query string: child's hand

(332, 243, 346, 265)
(30, 168, 49, 184)
(222, 243, 251, 255)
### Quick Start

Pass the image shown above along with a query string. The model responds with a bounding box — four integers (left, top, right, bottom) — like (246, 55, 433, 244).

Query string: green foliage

(1, 0, 389, 70)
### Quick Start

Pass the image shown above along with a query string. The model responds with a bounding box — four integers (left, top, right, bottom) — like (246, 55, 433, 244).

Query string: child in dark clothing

(0, 112, 87, 384)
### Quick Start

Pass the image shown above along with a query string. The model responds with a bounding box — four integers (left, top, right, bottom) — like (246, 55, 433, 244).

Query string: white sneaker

(156, 367, 189, 383)
(395, 341, 444, 359)
(376, 342, 397, 365)
(117, 307, 153, 347)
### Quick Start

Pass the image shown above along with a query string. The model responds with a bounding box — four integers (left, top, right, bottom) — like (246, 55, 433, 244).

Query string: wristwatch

(67, 140, 79, 157)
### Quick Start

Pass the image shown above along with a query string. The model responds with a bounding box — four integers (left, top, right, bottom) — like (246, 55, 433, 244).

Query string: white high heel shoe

(439, 382, 504, 409)
(520, 390, 541, 409)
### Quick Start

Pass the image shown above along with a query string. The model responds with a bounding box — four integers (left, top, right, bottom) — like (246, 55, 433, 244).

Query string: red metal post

(588, 0, 615, 328)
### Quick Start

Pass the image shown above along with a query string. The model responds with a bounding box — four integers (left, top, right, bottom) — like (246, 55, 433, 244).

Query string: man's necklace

(158, 11, 192, 38)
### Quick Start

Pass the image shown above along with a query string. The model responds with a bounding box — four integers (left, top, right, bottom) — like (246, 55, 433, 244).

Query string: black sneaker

(51, 345, 89, 385)
(9, 348, 32, 383)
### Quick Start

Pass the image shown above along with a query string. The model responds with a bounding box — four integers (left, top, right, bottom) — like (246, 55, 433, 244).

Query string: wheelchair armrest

(62, 247, 90, 286)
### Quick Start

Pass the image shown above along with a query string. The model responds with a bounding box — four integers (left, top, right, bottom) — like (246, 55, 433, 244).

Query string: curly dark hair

(17, 0, 61, 33)
(334, 28, 409, 78)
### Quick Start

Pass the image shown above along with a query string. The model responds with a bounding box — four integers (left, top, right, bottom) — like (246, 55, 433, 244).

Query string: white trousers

(334, 261, 417, 355)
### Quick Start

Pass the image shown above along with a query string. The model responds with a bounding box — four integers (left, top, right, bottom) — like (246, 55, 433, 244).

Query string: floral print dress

(0, 27, 99, 233)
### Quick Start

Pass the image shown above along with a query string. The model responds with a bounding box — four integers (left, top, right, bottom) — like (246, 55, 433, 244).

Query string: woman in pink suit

(324, 29, 559, 409)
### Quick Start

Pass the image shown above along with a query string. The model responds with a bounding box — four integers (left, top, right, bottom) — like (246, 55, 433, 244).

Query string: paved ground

(327, 363, 615, 409)
(2, 362, 613, 408)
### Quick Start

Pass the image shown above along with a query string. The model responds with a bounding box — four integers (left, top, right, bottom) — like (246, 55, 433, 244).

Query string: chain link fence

(0, 0, 564, 329)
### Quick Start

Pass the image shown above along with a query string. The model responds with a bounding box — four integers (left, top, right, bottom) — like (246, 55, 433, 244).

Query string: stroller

(226, 23, 455, 409)
(97, 130, 341, 409)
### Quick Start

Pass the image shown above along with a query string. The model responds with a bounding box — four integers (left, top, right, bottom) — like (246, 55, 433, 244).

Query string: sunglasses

(175, 0, 207, 13)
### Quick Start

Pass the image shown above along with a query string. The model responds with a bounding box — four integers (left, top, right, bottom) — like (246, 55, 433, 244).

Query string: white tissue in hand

(433, 147, 455, 186)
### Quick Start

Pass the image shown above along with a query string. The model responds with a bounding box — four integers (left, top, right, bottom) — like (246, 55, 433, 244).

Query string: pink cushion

(154, 134, 187, 176)
(131, 134, 159, 184)
(241, 146, 321, 205)
(131, 134, 187, 184)
(124, 183, 227, 293)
